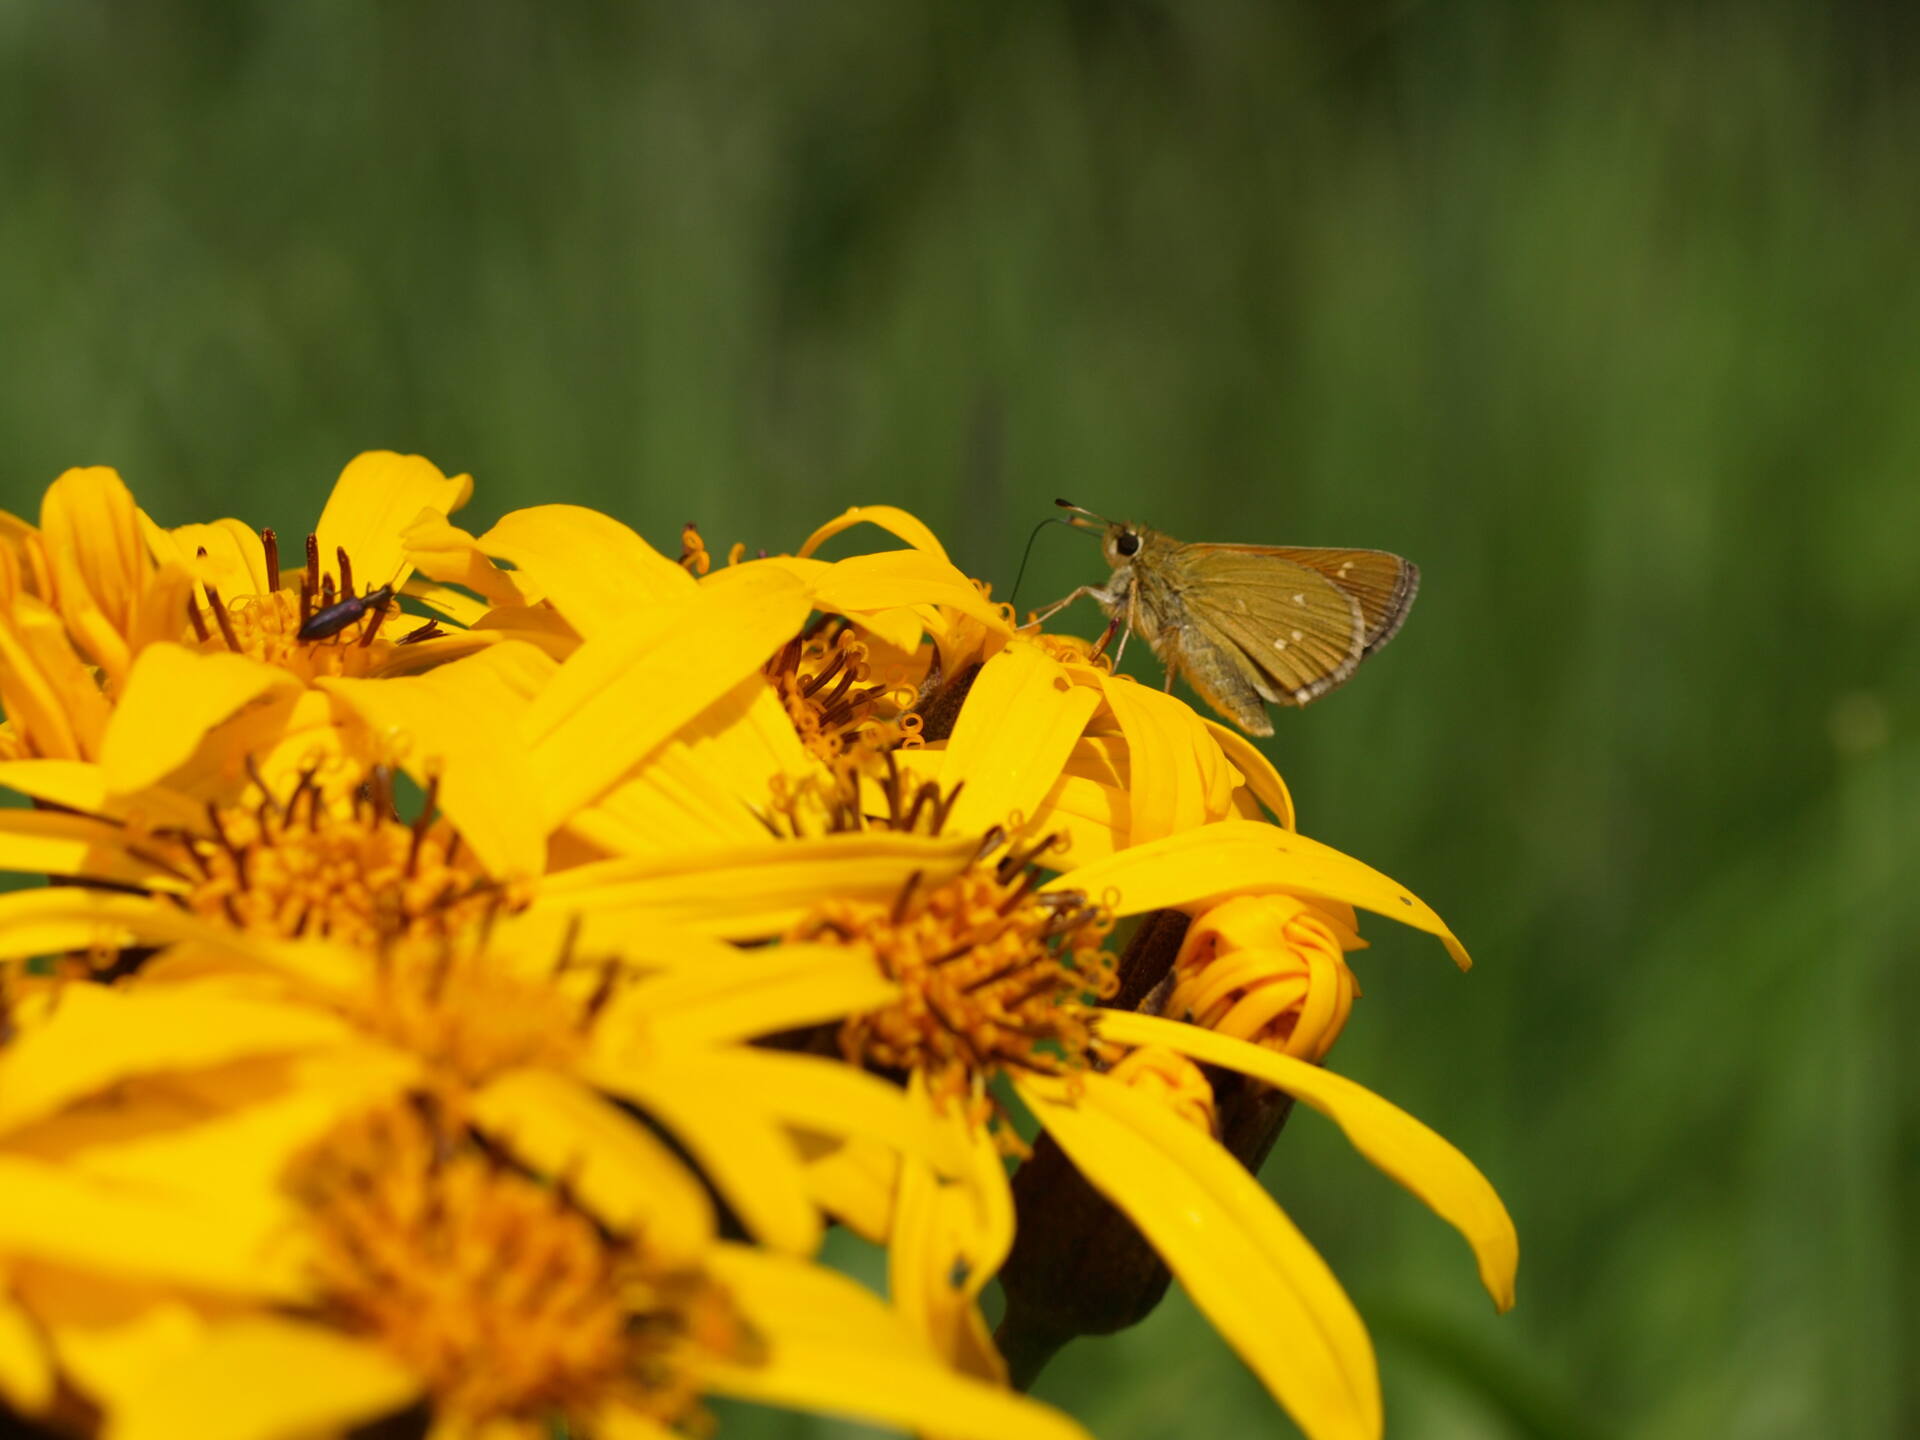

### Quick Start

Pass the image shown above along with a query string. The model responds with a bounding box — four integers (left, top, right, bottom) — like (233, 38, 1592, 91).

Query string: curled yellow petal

(1099, 1010, 1518, 1312)
(40, 466, 149, 683)
(314, 451, 473, 594)
(1052, 818, 1470, 968)
(1017, 1069, 1379, 1440)
(1203, 719, 1296, 828)
(797, 504, 951, 560)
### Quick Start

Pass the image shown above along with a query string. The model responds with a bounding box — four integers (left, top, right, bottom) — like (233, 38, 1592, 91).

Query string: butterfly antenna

(1008, 516, 1077, 612)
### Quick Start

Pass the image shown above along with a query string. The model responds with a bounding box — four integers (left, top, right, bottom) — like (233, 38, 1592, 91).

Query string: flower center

(291, 1099, 755, 1432)
(144, 765, 520, 948)
(1167, 895, 1361, 1062)
(187, 531, 431, 680)
(764, 623, 919, 771)
(791, 833, 1116, 1145)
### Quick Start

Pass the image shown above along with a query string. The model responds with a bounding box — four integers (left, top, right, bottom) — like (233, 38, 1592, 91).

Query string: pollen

(144, 764, 522, 949)
(291, 1098, 757, 1434)
(186, 530, 407, 681)
(764, 622, 916, 769)
(792, 832, 1117, 1150)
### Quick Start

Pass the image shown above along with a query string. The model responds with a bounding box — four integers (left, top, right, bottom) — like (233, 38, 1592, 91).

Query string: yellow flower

(0, 453, 485, 784)
(0, 1064, 1088, 1440)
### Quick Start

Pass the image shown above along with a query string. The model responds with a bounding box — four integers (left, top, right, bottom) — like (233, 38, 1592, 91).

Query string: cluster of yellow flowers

(0, 454, 1515, 1440)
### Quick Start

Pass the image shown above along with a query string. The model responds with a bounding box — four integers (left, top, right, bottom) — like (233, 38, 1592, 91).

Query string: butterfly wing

(1155, 547, 1368, 728)
(1197, 545, 1419, 656)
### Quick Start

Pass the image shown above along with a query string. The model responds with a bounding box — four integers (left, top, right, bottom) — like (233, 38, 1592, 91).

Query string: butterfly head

(1055, 499, 1149, 570)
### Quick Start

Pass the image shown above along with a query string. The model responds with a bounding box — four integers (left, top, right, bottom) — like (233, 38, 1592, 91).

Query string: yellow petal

(0, 758, 110, 813)
(890, 1085, 1013, 1381)
(145, 517, 270, 600)
(1025, 771, 1127, 866)
(314, 452, 472, 593)
(706, 1244, 1094, 1440)
(796, 504, 950, 560)
(319, 643, 551, 879)
(940, 643, 1101, 838)
(526, 567, 811, 822)
(40, 467, 149, 683)
(1051, 818, 1470, 968)
(0, 1157, 306, 1296)
(0, 1288, 53, 1415)
(803, 1135, 898, 1243)
(0, 981, 357, 1135)
(1098, 1011, 1518, 1312)
(587, 1062, 821, 1256)
(0, 886, 248, 965)
(538, 830, 976, 939)
(607, 942, 898, 1049)
(478, 505, 692, 631)
(399, 513, 526, 612)
(468, 1068, 714, 1261)
(1018, 1070, 1380, 1440)
(1096, 676, 1223, 844)
(1203, 719, 1296, 829)
(100, 644, 297, 795)
(0, 809, 180, 887)
(0, 597, 113, 760)
(105, 1317, 419, 1440)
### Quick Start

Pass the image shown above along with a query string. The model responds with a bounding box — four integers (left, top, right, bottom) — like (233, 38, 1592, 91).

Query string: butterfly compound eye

(1114, 531, 1141, 558)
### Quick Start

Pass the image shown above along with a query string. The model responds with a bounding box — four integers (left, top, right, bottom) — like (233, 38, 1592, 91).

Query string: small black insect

(296, 584, 393, 642)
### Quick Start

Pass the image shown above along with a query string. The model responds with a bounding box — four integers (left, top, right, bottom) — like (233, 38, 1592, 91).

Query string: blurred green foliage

(2, 2, 1916, 1436)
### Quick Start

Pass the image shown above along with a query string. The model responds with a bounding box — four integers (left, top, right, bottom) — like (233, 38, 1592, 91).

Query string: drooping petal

(705, 1244, 1094, 1440)
(525, 567, 811, 823)
(399, 513, 527, 612)
(803, 1135, 898, 1243)
(1099, 1011, 1518, 1312)
(477, 504, 693, 631)
(1202, 719, 1296, 829)
(100, 644, 298, 795)
(103, 1317, 419, 1440)
(939, 643, 1101, 839)
(1096, 676, 1223, 844)
(320, 643, 552, 878)
(1051, 819, 1470, 968)
(796, 505, 951, 560)
(314, 452, 473, 594)
(889, 1085, 1014, 1381)
(1017, 1069, 1380, 1440)
(468, 1069, 715, 1262)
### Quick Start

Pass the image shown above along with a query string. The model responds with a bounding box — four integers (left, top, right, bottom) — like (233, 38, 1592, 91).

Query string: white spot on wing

(1292, 593, 1306, 605)
(1291, 629, 1303, 642)
(1272, 637, 1288, 651)
(1293, 687, 1313, 704)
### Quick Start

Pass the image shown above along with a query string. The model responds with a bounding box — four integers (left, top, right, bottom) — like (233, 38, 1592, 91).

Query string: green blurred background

(2, 2, 1915, 1436)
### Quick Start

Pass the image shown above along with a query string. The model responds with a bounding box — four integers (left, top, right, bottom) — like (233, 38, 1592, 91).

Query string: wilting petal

(525, 566, 811, 822)
(0, 982, 359, 1136)
(705, 1244, 1094, 1440)
(100, 644, 298, 795)
(1018, 1069, 1380, 1440)
(537, 831, 977, 939)
(940, 643, 1101, 839)
(1099, 1011, 1518, 1312)
(479, 504, 694, 632)
(797, 504, 951, 560)
(314, 452, 473, 594)
(1051, 819, 1469, 968)
(104, 1317, 419, 1440)
(469, 1069, 715, 1262)
(320, 643, 552, 878)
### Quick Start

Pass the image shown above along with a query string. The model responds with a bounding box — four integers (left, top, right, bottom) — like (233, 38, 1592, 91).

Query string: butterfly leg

(1025, 584, 1107, 628)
